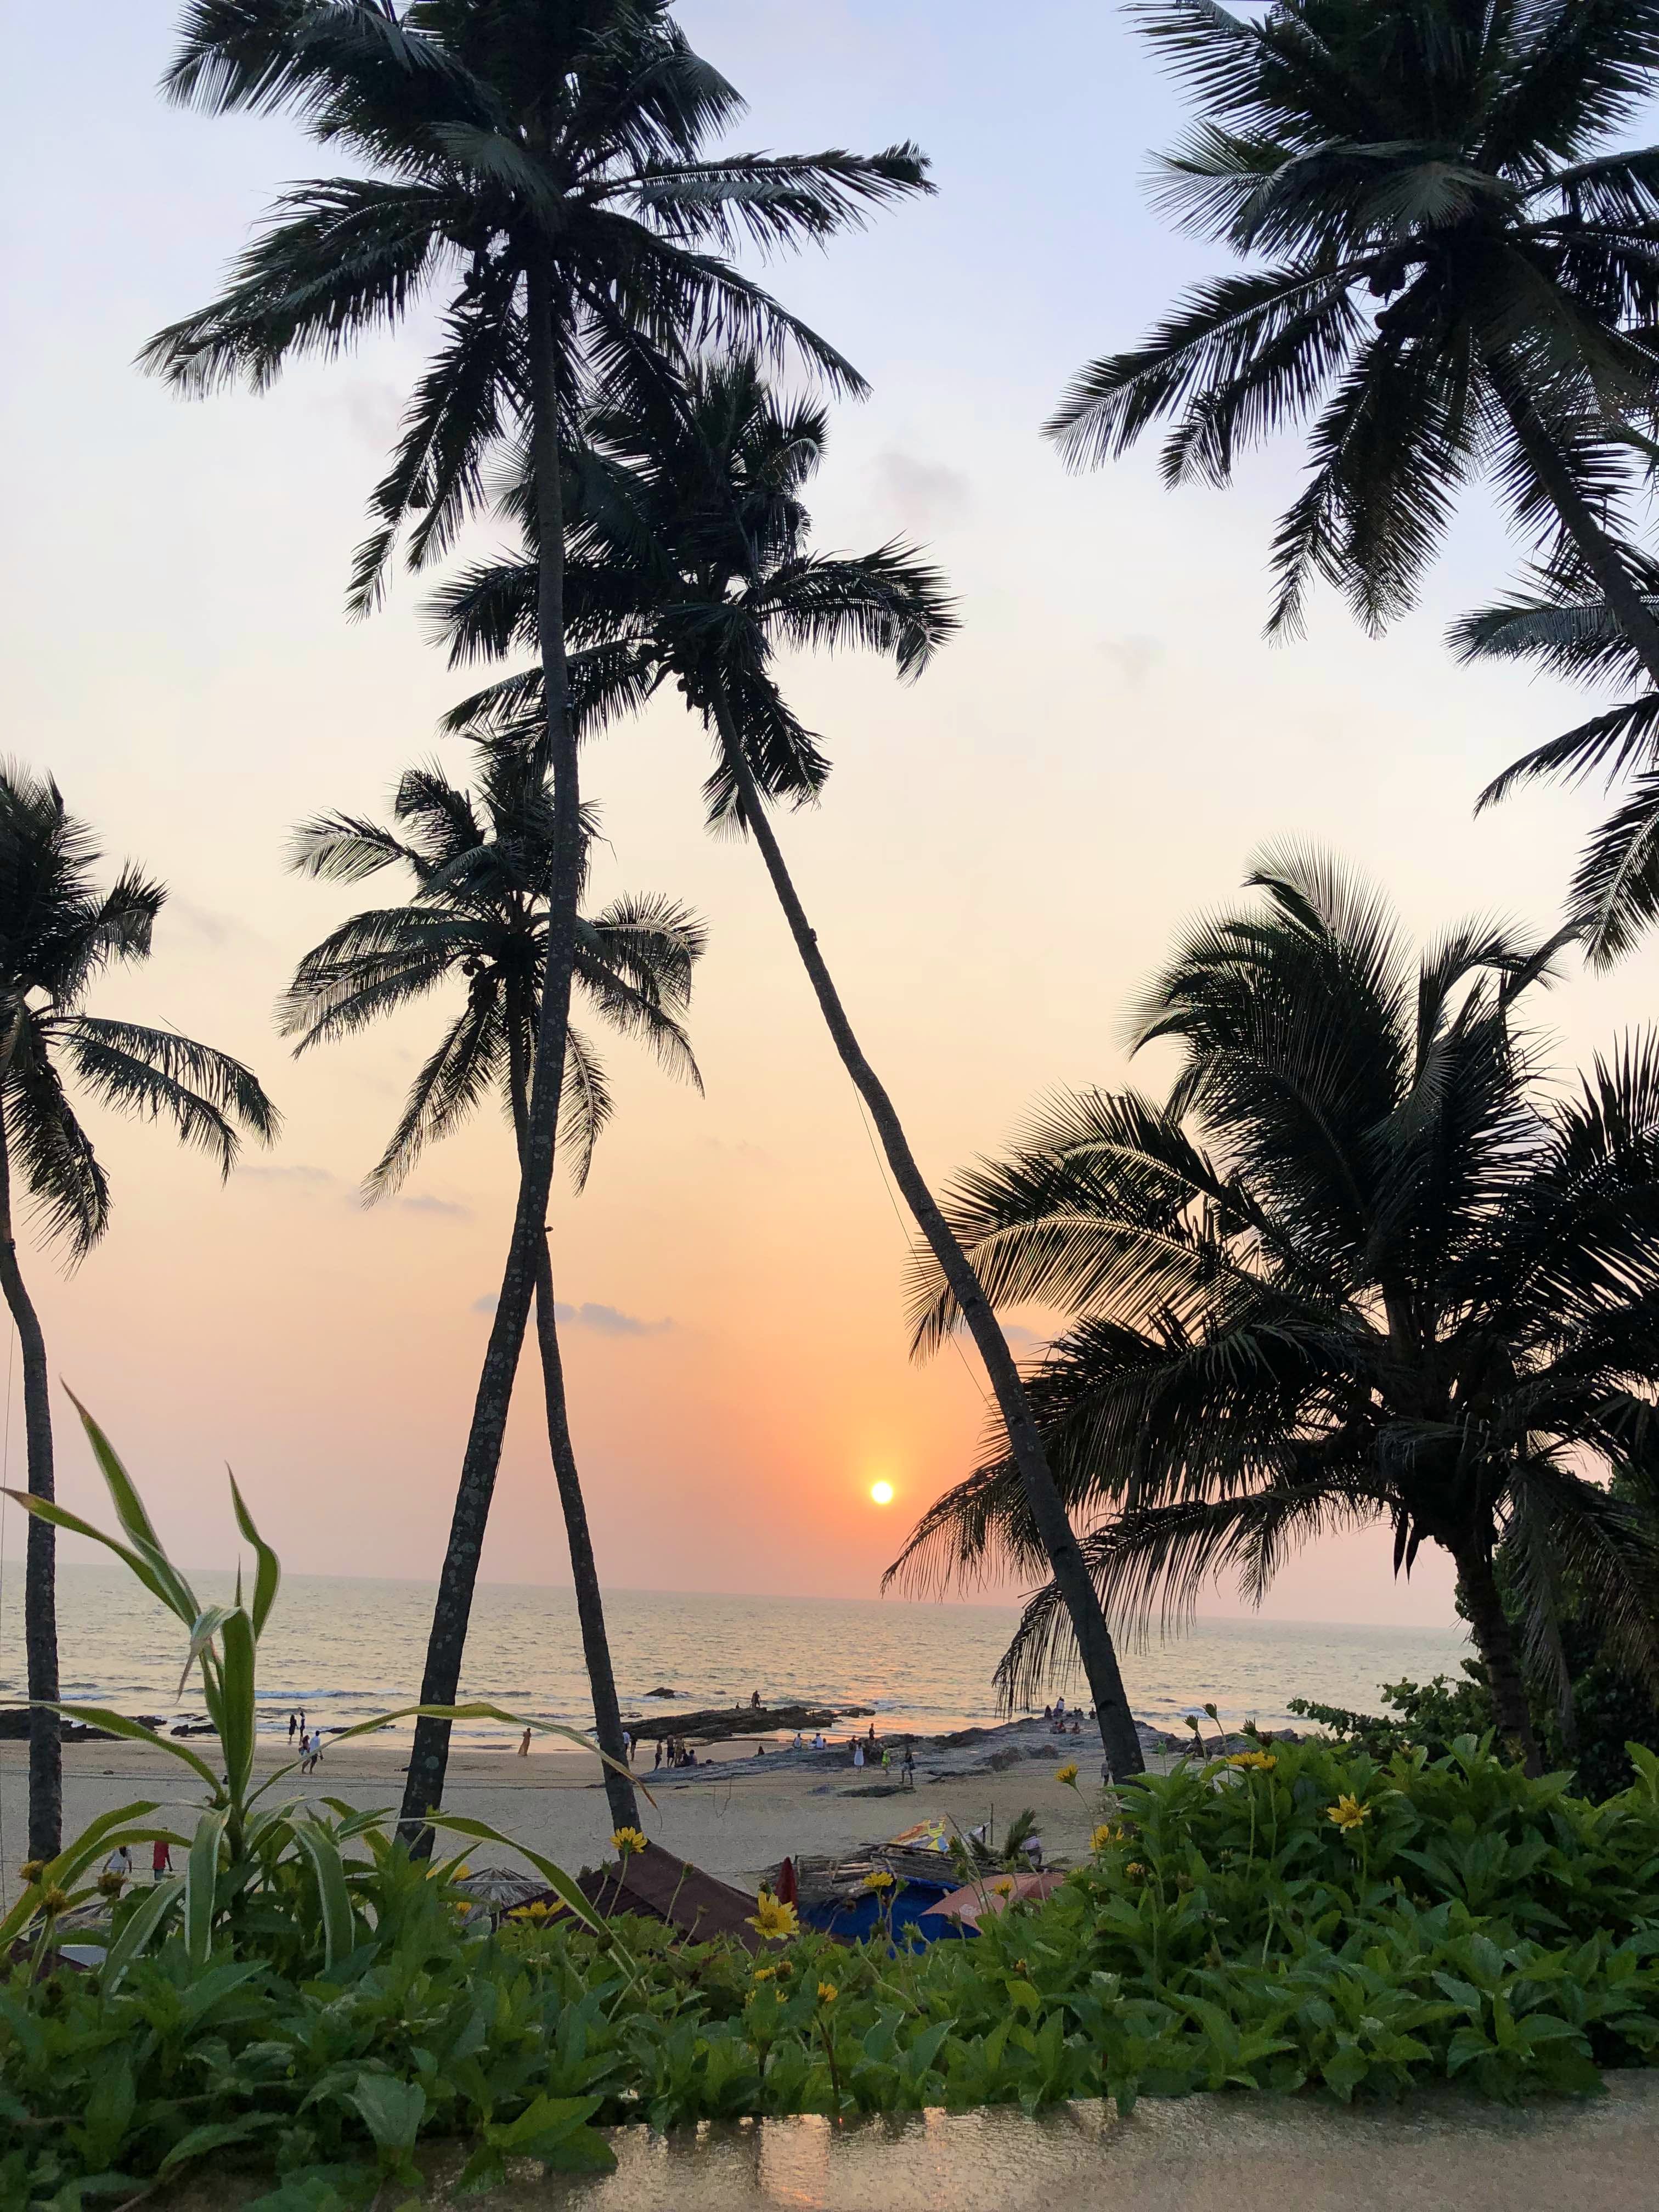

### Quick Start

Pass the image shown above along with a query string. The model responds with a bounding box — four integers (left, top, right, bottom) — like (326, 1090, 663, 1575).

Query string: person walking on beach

(622, 1729, 633, 1765)
(152, 1839, 172, 1883)
(852, 1740, 865, 1770)
(653, 1740, 662, 1771)
(287, 1712, 296, 1743)
(902, 1746, 915, 1788)
(517, 1728, 532, 1758)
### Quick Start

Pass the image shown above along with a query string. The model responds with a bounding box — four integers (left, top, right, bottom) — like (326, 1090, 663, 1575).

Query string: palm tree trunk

(710, 691, 1145, 1779)
(399, 253, 585, 1848)
(0, 1076, 61, 1859)
(506, 1018, 639, 1831)
(1454, 1542, 1541, 1775)
(1487, 355, 1659, 691)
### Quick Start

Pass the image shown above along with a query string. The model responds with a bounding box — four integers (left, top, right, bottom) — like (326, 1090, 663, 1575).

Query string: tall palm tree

(147, 0, 928, 1837)
(1049, 0, 1659, 674)
(0, 764, 279, 1856)
(280, 740, 704, 1828)
(887, 850, 1659, 1776)
(431, 357, 1149, 1776)
(1453, 555, 1659, 961)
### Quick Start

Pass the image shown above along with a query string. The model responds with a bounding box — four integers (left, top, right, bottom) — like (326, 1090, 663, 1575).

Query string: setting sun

(870, 1481, 895, 1506)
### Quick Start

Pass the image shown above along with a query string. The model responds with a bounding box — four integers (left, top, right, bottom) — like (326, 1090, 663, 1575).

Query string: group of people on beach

(1044, 1697, 1086, 1736)
(285, 1709, 324, 1773)
(653, 1736, 700, 1770)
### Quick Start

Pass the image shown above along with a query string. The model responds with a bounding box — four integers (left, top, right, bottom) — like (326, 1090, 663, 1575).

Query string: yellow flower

(816, 1981, 838, 2005)
(1226, 1750, 1277, 1773)
(1327, 1794, 1371, 1833)
(992, 1877, 1014, 1897)
(862, 1869, 896, 1893)
(19, 1859, 45, 1886)
(508, 1898, 564, 1923)
(95, 1871, 125, 1898)
(41, 1887, 71, 1917)
(752, 1965, 776, 1982)
(611, 1826, 647, 1855)
(1091, 1822, 1125, 1852)
(1124, 1862, 1146, 1882)
(1055, 1762, 1080, 1787)
(746, 1891, 800, 1942)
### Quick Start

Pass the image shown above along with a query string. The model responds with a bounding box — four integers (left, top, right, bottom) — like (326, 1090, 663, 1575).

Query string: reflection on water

(0, 1562, 1470, 1746)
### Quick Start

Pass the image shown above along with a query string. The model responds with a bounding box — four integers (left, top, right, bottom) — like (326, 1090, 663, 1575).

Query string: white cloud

(871, 450, 973, 531)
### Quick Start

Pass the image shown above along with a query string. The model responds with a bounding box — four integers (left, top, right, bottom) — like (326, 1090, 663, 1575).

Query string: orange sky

(5, 3, 1656, 1632)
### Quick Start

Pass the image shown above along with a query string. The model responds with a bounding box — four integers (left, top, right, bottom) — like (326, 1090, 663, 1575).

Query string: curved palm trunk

(0, 1080, 61, 1858)
(711, 692, 1144, 1780)
(1454, 1542, 1541, 1775)
(1487, 355, 1659, 692)
(399, 257, 584, 1848)
(507, 1019, 639, 1831)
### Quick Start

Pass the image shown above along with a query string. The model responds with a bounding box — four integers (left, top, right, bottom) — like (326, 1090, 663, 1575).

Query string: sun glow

(870, 1481, 895, 1506)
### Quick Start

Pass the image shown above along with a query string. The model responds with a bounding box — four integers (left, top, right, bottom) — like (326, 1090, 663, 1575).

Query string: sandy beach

(0, 1718, 1182, 1911)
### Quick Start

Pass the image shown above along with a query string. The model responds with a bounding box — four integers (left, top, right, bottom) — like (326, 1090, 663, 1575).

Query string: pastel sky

(3, 2, 1653, 1629)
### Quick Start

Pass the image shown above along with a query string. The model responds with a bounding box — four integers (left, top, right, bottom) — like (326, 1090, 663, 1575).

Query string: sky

(2, 2, 1655, 1631)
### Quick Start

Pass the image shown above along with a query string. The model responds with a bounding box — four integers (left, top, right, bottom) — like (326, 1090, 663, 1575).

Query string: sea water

(0, 1564, 1471, 1747)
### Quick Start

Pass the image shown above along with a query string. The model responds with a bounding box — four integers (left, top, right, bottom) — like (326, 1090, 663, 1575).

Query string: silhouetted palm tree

(280, 741, 703, 1827)
(147, 0, 927, 1835)
(0, 764, 278, 1854)
(889, 850, 1659, 1774)
(1455, 557, 1659, 961)
(431, 357, 1149, 1776)
(1050, 0, 1659, 674)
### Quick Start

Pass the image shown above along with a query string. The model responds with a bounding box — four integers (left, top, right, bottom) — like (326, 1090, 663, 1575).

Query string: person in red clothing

(152, 1839, 173, 1883)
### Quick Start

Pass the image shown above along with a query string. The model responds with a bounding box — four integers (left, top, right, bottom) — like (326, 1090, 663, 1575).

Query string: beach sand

(0, 1719, 1179, 1910)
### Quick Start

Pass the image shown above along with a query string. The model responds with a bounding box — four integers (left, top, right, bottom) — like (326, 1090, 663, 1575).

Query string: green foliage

(10, 1737, 1659, 2200)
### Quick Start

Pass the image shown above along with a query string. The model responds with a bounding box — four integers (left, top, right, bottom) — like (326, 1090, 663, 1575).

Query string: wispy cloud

(401, 1195, 469, 1221)
(871, 450, 973, 531)
(237, 1164, 336, 1187)
(1101, 634, 1164, 690)
(470, 1293, 671, 1337)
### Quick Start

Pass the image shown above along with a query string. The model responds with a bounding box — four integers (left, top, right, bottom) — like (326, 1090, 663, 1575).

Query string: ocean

(0, 1562, 1472, 1748)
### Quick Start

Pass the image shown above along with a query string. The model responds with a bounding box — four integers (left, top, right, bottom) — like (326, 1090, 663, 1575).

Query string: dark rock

(645, 1686, 678, 1699)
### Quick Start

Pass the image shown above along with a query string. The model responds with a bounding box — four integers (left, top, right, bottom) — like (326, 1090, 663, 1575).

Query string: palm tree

(430, 356, 1149, 1777)
(147, 0, 928, 1837)
(1453, 556, 1659, 962)
(279, 740, 704, 1829)
(0, 764, 279, 1856)
(1048, 0, 1659, 674)
(887, 850, 1659, 1776)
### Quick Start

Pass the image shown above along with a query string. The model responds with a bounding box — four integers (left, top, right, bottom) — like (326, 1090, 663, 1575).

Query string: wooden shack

(571, 1839, 768, 1953)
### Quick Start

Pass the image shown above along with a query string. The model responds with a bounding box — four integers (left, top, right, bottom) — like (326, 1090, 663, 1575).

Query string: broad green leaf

(2, 1491, 182, 1620)
(349, 2074, 425, 2155)
(63, 1388, 200, 1622)
(217, 1607, 258, 1804)
(291, 1820, 356, 1976)
(185, 1808, 229, 1968)
(228, 1468, 281, 1638)
(177, 1604, 235, 1700)
(101, 1876, 185, 1995)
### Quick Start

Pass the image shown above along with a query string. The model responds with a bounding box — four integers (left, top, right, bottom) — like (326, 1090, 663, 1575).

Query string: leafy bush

(8, 1735, 1659, 2205)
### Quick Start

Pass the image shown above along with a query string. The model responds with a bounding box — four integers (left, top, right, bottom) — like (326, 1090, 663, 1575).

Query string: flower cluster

(1226, 1749, 1278, 1773)
(1091, 1822, 1126, 1852)
(861, 1868, 896, 1894)
(611, 1827, 647, 1855)
(507, 1898, 565, 1923)
(816, 1982, 838, 2006)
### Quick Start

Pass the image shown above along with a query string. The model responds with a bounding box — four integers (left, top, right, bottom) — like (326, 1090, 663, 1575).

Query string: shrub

(7, 1734, 1659, 2204)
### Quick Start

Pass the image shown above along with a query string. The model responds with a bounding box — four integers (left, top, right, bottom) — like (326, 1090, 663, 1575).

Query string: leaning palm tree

(1454, 555, 1659, 962)
(0, 764, 279, 1855)
(148, 0, 928, 1836)
(431, 356, 1149, 1776)
(1049, 0, 1659, 676)
(280, 740, 704, 1830)
(887, 850, 1659, 1776)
